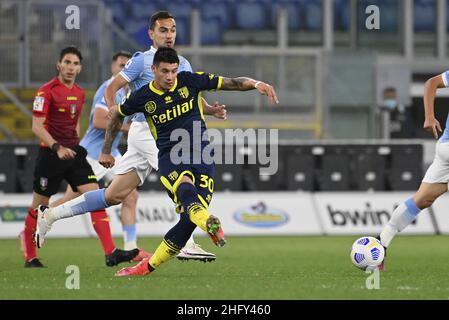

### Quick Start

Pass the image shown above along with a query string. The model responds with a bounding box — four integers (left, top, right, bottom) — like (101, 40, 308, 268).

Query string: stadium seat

(132, 23, 152, 47)
(200, 0, 234, 29)
(167, 2, 192, 21)
(0, 145, 17, 193)
(334, 0, 349, 31)
(271, 0, 302, 31)
(173, 16, 190, 45)
(214, 163, 243, 191)
(388, 145, 423, 191)
(234, 0, 268, 30)
(304, 0, 322, 31)
(317, 150, 350, 191)
(243, 164, 283, 191)
(15, 144, 39, 193)
(352, 147, 387, 191)
(285, 154, 315, 191)
(414, 0, 436, 32)
(201, 17, 223, 45)
(107, 2, 129, 28)
(130, 1, 160, 21)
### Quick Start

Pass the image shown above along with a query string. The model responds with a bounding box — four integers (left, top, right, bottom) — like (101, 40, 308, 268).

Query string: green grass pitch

(1, 235, 449, 300)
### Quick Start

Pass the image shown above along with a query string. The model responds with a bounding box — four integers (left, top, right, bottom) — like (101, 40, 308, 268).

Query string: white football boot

(177, 241, 216, 262)
(35, 205, 54, 248)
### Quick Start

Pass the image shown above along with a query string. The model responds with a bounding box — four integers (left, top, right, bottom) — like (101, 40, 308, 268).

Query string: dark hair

(59, 46, 83, 62)
(149, 11, 174, 30)
(153, 47, 179, 66)
(112, 50, 132, 61)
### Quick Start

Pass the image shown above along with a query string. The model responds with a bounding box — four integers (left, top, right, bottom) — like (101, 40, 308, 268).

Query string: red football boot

(132, 248, 153, 262)
(115, 257, 151, 277)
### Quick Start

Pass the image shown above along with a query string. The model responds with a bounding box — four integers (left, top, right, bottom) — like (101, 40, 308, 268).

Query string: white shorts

(422, 141, 449, 184)
(113, 121, 159, 186)
(86, 154, 122, 184)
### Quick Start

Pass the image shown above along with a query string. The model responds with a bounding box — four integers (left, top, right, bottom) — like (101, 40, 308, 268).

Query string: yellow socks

(187, 203, 209, 232)
(148, 239, 180, 270)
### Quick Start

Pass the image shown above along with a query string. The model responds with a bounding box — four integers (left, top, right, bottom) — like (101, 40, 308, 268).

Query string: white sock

(49, 194, 87, 222)
(122, 224, 138, 250)
(124, 241, 138, 250)
(380, 198, 421, 247)
(50, 189, 108, 222)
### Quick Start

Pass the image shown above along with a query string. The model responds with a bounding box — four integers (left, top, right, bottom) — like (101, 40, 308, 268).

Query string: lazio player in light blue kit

(375, 70, 449, 270)
(80, 52, 152, 259)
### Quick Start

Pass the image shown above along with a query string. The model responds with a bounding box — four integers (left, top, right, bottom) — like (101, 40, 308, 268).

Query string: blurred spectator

(380, 87, 415, 139)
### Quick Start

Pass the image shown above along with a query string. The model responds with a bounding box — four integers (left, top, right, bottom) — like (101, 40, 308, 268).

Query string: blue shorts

(158, 154, 215, 213)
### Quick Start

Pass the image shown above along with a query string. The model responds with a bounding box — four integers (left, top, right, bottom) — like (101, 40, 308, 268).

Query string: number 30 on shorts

(199, 174, 214, 193)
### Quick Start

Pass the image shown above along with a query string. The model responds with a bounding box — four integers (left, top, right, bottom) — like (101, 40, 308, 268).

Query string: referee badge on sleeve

(40, 177, 48, 190)
(33, 96, 45, 112)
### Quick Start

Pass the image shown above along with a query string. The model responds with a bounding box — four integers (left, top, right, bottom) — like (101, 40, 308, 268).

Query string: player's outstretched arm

(423, 74, 445, 139)
(104, 74, 128, 109)
(221, 77, 279, 105)
(99, 107, 123, 168)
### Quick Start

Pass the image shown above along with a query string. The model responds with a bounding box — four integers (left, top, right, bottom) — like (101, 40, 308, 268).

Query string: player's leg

(21, 192, 50, 268)
(115, 211, 195, 276)
(125, 123, 214, 260)
(379, 182, 447, 248)
(22, 147, 64, 267)
(177, 167, 217, 261)
(49, 185, 80, 208)
(40, 170, 141, 223)
(88, 154, 142, 253)
(159, 163, 225, 247)
(111, 124, 157, 257)
(35, 152, 140, 265)
(115, 164, 224, 277)
(379, 141, 449, 249)
(120, 189, 139, 249)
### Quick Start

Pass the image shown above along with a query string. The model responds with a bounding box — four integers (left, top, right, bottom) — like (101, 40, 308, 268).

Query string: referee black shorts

(33, 145, 98, 197)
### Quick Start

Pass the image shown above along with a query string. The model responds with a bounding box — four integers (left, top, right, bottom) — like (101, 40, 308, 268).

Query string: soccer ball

(350, 236, 385, 270)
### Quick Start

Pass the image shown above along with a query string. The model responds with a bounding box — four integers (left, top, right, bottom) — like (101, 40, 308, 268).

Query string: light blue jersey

(80, 77, 127, 159)
(119, 46, 193, 122)
(440, 71, 449, 142)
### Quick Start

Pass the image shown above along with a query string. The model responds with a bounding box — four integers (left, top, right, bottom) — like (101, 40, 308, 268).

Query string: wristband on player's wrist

(51, 142, 61, 153)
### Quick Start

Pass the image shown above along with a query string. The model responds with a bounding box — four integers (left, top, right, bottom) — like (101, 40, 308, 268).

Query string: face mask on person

(383, 99, 397, 110)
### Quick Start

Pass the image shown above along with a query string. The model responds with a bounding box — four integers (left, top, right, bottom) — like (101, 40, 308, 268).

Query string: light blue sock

(380, 197, 421, 247)
(51, 189, 108, 221)
(123, 224, 137, 250)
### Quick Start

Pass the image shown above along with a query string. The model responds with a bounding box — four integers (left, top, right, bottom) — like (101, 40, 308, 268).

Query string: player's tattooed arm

(221, 77, 279, 105)
(102, 107, 123, 154)
(221, 77, 257, 91)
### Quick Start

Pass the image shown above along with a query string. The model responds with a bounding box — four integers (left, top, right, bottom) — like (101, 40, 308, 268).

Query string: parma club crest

(178, 86, 189, 99)
(145, 101, 157, 114)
